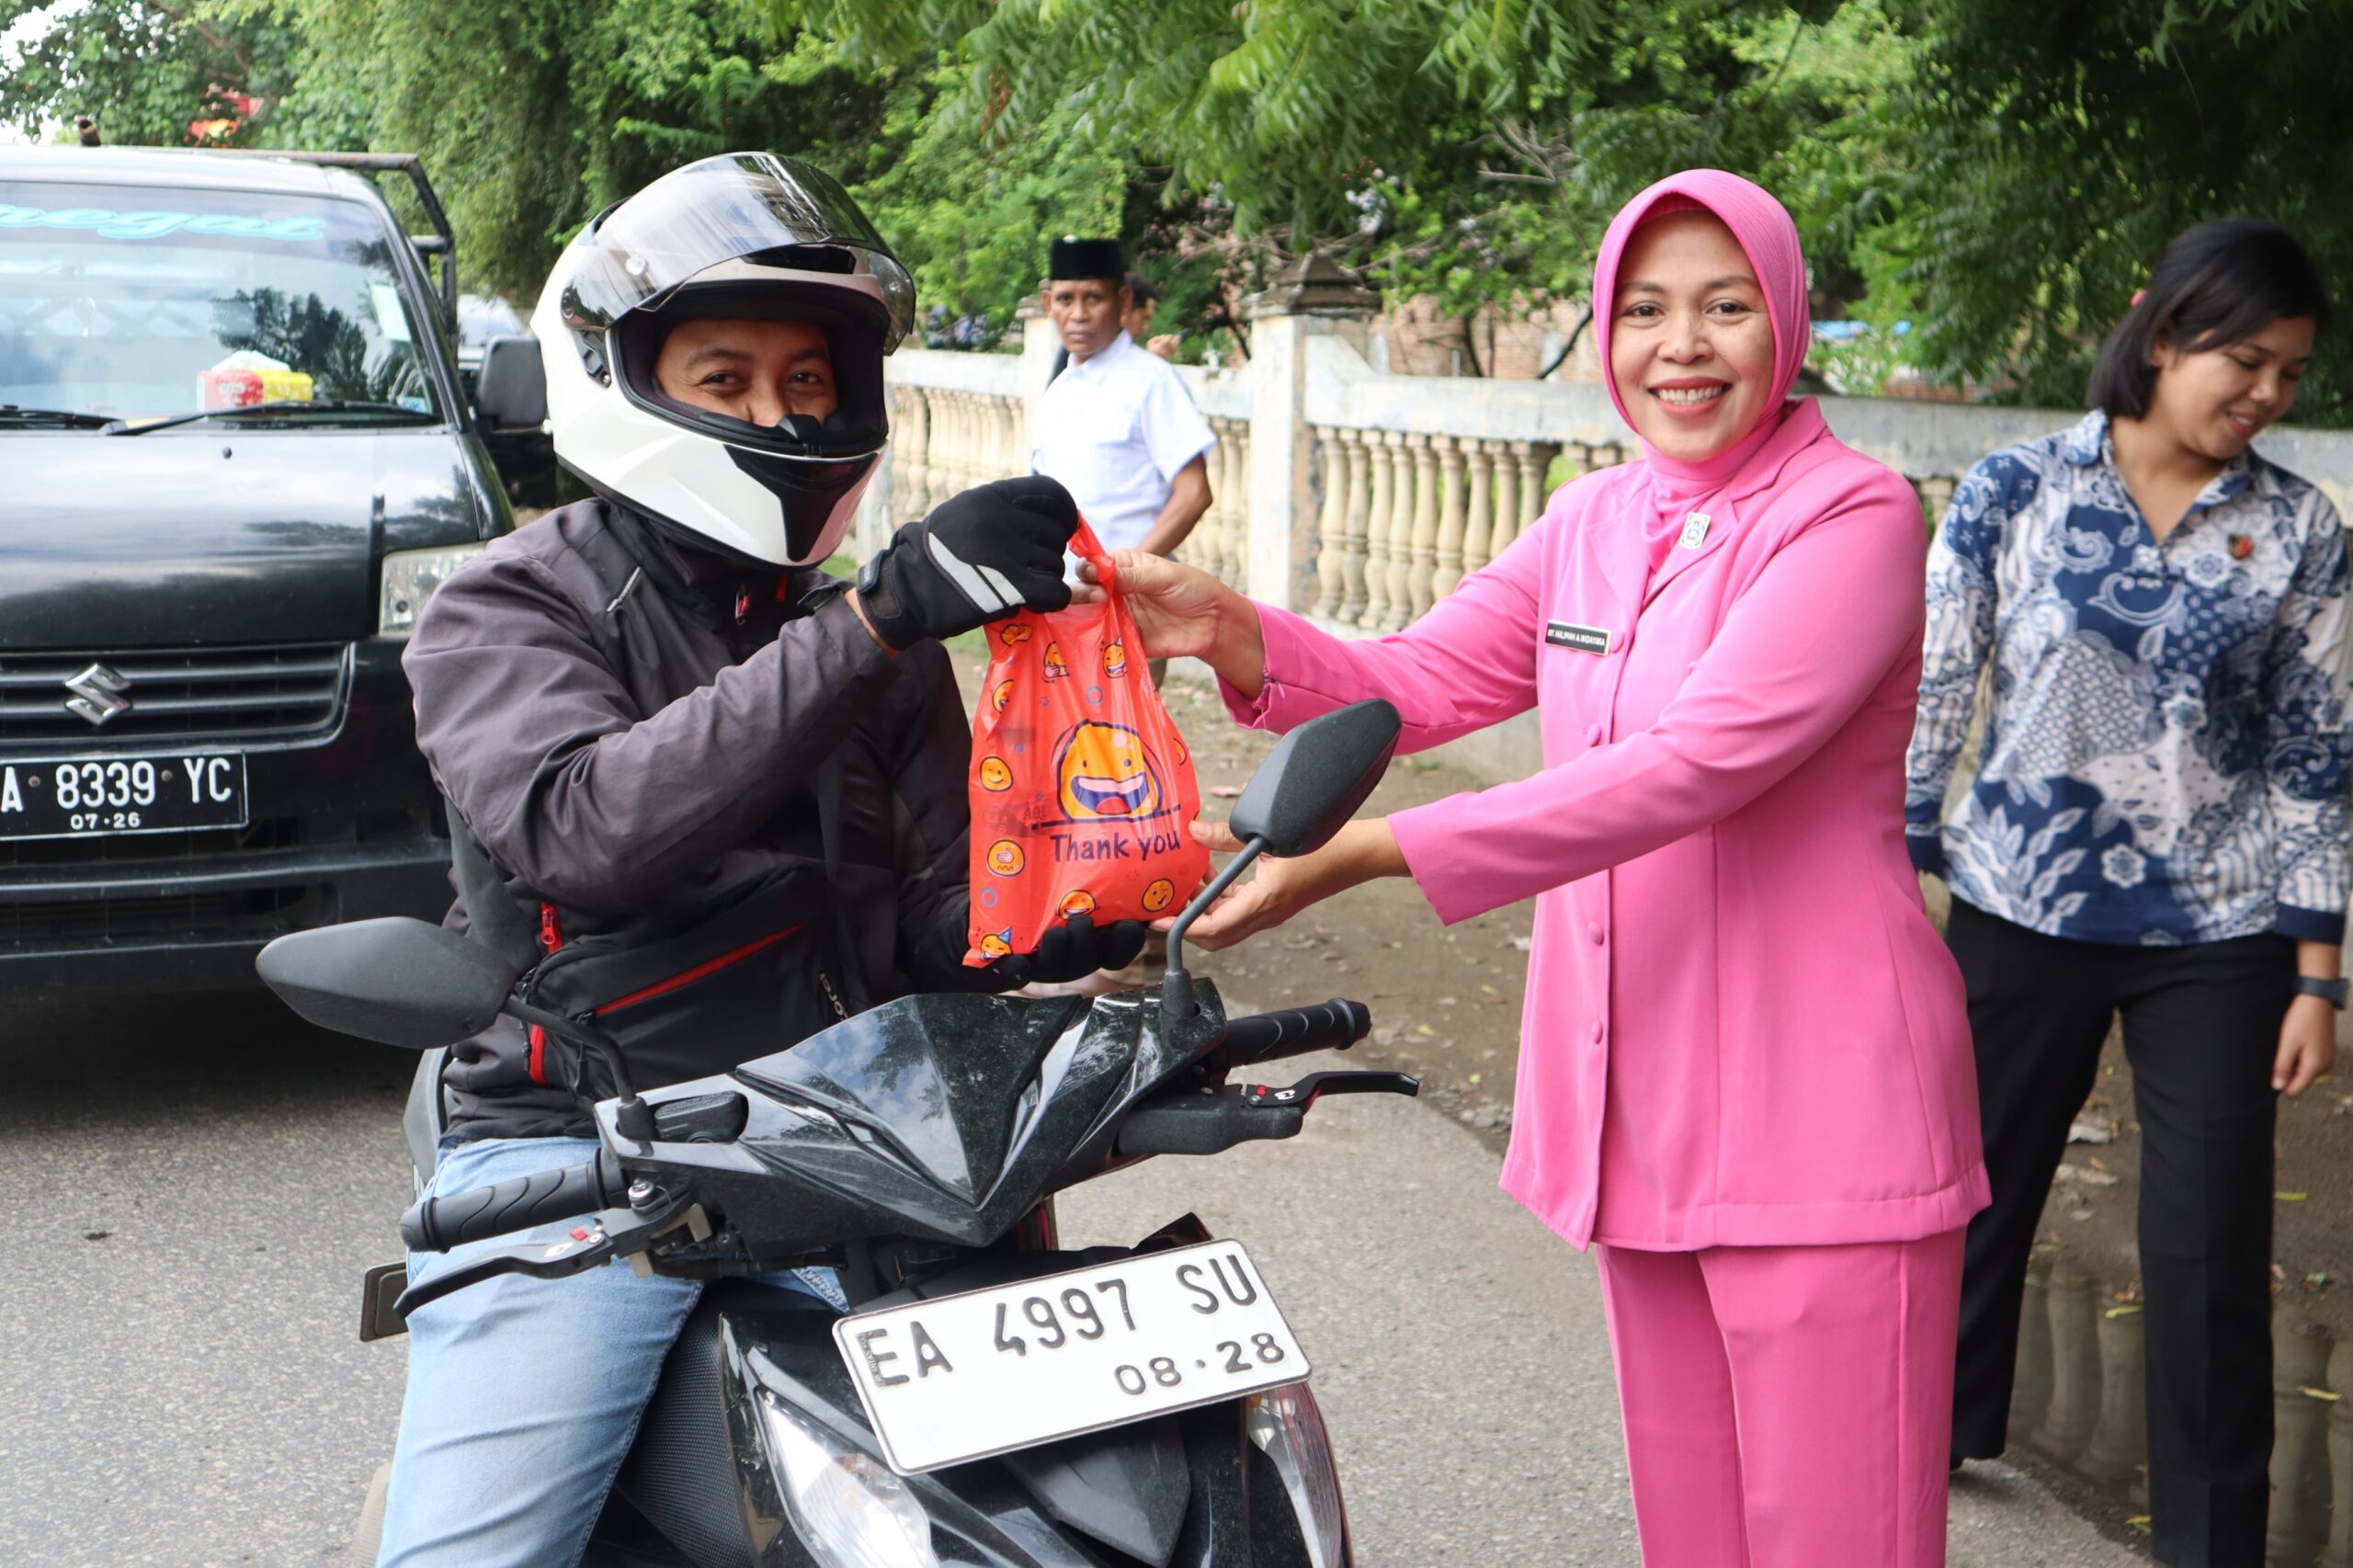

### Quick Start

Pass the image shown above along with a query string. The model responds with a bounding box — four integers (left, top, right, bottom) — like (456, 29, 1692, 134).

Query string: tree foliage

(768, 0, 1924, 357)
(0, 1, 301, 148)
(6, 0, 2350, 420)
(1868, 0, 2353, 419)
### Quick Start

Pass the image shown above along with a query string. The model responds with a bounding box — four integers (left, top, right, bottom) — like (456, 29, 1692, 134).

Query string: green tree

(0, 0, 300, 147)
(17, 0, 2345, 421)
(1864, 0, 2353, 419)
(275, 5, 1149, 319)
(772, 45, 1131, 342)
(769, 0, 1919, 358)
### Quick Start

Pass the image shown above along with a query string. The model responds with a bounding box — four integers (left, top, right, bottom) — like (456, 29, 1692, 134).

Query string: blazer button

(1590, 1017, 1605, 1043)
(1586, 723, 1603, 744)
(1586, 921, 1605, 946)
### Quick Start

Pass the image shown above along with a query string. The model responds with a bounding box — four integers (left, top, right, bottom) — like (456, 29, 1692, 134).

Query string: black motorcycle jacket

(403, 497, 990, 1141)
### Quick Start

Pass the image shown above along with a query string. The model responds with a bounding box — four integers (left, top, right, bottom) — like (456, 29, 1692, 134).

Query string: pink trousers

(1595, 1230, 1966, 1568)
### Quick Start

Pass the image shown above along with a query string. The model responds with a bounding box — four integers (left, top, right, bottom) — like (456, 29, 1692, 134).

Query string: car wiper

(102, 399, 439, 435)
(0, 403, 118, 429)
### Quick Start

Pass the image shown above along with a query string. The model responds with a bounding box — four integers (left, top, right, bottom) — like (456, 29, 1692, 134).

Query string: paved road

(0, 993, 415, 1567)
(0, 997, 2141, 1566)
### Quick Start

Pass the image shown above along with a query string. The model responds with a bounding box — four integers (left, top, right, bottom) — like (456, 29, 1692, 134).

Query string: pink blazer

(1224, 402, 1988, 1250)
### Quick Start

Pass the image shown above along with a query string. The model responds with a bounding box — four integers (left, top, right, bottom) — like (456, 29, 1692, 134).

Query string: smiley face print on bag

(1054, 722, 1167, 822)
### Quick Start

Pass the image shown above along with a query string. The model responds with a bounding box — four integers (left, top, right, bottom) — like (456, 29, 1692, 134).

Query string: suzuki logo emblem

(63, 663, 132, 728)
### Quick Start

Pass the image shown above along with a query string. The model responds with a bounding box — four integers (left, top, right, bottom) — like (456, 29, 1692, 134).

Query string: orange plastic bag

(963, 519, 1211, 966)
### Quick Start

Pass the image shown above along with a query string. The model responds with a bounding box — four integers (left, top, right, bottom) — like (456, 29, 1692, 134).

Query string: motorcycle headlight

(378, 542, 487, 638)
(1246, 1383, 1349, 1568)
(756, 1390, 941, 1568)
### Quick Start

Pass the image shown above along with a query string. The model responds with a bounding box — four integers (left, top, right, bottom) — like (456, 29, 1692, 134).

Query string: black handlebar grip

(400, 1149, 628, 1253)
(1214, 998, 1373, 1069)
(1118, 1101, 1306, 1157)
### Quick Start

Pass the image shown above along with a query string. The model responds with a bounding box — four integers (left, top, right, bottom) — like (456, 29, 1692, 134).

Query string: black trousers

(1946, 899, 2290, 1568)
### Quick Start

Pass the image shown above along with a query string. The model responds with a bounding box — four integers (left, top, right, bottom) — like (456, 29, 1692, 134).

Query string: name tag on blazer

(1544, 620, 1613, 655)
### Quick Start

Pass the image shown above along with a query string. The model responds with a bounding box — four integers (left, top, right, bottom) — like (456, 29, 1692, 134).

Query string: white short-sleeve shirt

(1030, 331, 1216, 552)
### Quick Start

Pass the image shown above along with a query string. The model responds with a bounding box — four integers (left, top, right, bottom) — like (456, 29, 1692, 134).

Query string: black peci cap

(1048, 235, 1124, 283)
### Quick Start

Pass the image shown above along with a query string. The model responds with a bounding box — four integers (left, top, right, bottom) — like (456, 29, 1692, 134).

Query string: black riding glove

(854, 475, 1078, 650)
(986, 914, 1149, 986)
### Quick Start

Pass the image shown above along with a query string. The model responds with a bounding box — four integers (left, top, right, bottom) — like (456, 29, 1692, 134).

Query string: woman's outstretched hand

(1074, 551, 1268, 698)
(1160, 817, 1408, 949)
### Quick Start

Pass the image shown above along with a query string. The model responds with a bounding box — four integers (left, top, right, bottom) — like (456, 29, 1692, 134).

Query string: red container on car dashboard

(199, 368, 267, 410)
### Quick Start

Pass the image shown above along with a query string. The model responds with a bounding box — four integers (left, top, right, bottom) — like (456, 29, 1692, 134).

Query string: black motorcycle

(260, 699, 1414, 1568)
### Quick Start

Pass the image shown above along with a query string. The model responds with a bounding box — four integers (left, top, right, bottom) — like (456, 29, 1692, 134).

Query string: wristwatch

(2291, 975, 2349, 1009)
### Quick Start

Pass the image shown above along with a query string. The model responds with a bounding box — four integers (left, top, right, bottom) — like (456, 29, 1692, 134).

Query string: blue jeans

(377, 1135, 843, 1568)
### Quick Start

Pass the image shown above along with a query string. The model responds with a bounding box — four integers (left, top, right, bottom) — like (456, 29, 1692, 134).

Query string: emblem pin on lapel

(1678, 511, 1711, 551)
(2228, 534, 2254, 561)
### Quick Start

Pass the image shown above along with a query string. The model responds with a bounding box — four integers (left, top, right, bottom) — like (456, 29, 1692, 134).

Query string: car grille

(0, 642, 350, 748)
(0, 885, 322, 946)
(0, 810, 439, 872)
(0, 813, 306, 869)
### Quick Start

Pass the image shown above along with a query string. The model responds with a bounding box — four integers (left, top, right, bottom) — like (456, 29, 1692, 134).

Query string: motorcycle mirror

(257, 917, 520, 1049)
(473, 333, 548, 432)
(1163, 699, 1403, 1028)
(1225, 699, 1402, 858)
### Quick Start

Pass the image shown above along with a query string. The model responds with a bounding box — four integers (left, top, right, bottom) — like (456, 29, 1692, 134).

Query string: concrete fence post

(1340, 429, 1371, 625)
(2079, 1302, 2148, 1484)
(1362, 432, 1398, 631)
(2009, 1262, 2055, 1444)
(1432, 435, 1468, 601)
(1239, 256, 1381, 614)
(2319, 1337, 2353, 1568)
(2033, 1265, 2102, 1462)
(1017, 297, 1057, 458)
(2271, 1311, 2336, 1565)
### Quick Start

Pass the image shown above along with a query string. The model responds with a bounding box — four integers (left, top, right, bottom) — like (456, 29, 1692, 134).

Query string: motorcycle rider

(383, 153, 1143, 1566)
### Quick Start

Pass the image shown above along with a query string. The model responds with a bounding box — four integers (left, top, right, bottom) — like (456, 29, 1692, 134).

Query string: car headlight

(378, 543, 487, 638)
(1246, 1383, 1348, 1568)
(757, 1390, 941, 1568)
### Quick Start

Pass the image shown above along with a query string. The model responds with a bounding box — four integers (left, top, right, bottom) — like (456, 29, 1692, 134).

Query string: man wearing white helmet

(384, 153, 1142, 1565)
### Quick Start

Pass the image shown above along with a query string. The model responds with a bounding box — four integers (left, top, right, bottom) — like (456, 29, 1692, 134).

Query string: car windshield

(0, 180, 446, 424)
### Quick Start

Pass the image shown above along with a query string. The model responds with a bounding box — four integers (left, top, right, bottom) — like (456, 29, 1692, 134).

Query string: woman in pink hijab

(1098, 170, 1988, 1564)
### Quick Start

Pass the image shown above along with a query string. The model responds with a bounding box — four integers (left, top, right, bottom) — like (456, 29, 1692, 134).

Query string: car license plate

(833, 1240, 1309, 1474)
(0, 754, 248, 841)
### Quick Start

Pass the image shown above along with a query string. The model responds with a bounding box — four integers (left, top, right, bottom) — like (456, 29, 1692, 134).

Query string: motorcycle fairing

(999, 1417, 1188, 1567)
(596, 984, 1229, 1264)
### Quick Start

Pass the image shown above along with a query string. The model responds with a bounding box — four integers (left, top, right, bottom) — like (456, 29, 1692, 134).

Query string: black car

(0, 145, 544, 996)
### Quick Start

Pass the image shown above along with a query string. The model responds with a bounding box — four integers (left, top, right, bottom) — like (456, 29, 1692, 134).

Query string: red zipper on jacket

(528, 903, 563, 1085)
(590, 924, 806, 1016)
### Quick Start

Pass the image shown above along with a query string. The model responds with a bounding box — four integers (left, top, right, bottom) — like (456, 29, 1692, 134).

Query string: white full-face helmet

(531, 153, 915, 567)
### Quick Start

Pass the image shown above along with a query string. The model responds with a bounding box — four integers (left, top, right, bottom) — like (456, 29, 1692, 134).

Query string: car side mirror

(1163, 699, 1401, 1027)
(474, 335, 547, 433)
(257, 917, 519, 1050)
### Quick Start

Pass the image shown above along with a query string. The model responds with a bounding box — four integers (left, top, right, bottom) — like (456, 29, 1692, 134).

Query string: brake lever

(393, 1217, 620, 1316)
(1239, 1070, 1420, 1109)
(390, 1185, 711, 1317)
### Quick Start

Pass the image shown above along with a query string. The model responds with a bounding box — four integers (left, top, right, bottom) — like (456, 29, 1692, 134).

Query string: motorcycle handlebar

(1212, 998, 1371, 1070)
(401, 1149, 630, 1253)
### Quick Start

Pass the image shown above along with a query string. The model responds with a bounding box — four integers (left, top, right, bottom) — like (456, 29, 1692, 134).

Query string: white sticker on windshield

(371, 282, 413, 343)
(0, 203, 329, 242)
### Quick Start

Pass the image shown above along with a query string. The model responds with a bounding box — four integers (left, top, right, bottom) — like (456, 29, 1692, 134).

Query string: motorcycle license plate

(833, 1240, 1310, 1474)
(0, 754, 247, 841)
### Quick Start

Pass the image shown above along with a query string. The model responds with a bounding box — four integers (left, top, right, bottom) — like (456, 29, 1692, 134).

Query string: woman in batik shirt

(1907, 219, 2345, 1568)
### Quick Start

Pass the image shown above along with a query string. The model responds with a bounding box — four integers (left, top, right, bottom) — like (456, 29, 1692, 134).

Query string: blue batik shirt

(1905, 411, 2353, 946)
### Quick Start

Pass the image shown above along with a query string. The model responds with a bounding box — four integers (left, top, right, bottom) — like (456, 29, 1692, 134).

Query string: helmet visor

(559, 153, 914, 348)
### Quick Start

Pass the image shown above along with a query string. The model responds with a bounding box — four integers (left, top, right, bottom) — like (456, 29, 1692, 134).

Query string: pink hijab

(1591, 171, 1813, 543)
